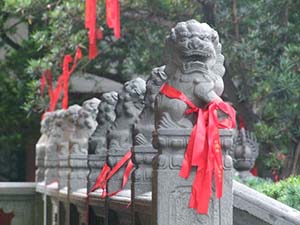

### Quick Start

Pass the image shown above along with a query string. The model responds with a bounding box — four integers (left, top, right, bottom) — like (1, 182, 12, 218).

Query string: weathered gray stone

(58, 106, 79, 190)
(0, 182, 36, 225)
(153, 20, 234, 225)
(132, 66, 166, 196)
(107, 78, 146, 193)
(132, 66, 166, 225)
(89, 91, 118, 155)
(155, 20, 226, 130)
(69, 98, 100, 193)
(88, 190, 108, 225)
(36, 112, 55, 182)
(233, 180, 300, 225)
(45, 110, 66, 185)
(88, 92, 118, 191)
(230, 128, 259, 179)
(152, 129, 234, 225)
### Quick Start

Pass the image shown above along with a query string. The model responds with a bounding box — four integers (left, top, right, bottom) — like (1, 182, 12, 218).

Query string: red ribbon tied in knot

(159, 83, 236, 214)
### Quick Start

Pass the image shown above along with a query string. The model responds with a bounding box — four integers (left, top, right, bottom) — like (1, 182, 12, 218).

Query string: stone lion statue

(155, 20, 225, 129)
(108, 77, 146, 150)
(69, 98, 101, 155)
(134, 66, 167, 145)
(89, 91, 118, 154)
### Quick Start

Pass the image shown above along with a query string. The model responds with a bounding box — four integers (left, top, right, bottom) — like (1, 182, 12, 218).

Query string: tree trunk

(291, 141, 300, 176)
(198, 0, 216, 26)
(231, 0, 239, 40)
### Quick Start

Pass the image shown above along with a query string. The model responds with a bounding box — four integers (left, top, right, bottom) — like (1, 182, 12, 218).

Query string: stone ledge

(233, 180, 300, 225)
(0, 182, 36, 195)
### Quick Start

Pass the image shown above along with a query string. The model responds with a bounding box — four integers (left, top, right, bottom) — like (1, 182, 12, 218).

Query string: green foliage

(216, 0, 300, 175)
(239, 176, 300, 210)
(1, 0, 300, 180)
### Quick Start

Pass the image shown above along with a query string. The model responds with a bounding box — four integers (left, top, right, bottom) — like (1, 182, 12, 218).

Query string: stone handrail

(0, 182, 39, 225)
(233, 180, 300, 225)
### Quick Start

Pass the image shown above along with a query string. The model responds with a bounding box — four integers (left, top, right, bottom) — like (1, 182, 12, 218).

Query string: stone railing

(33, 19, 300, 225)
(233, 181, 300, 225)
(0, 182, 40, 225)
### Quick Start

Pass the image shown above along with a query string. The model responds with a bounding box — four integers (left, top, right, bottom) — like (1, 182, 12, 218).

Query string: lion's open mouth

(180, 51, 212, 73)
(183, 50, 212, 63)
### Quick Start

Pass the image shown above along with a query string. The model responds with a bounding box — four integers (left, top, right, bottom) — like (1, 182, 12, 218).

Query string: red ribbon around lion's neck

(159, 83, 236, 214)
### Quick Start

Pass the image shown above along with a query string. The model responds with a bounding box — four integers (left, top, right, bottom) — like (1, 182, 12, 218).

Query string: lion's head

(165, 20, 225, 77)
(98, 91, 118, 124)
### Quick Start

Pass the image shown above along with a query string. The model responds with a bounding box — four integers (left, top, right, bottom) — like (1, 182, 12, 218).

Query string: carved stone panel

(152, 128, 234, 225)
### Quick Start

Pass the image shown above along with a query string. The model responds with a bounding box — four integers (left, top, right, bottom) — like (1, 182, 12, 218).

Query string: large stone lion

(155, 19, 225, 129)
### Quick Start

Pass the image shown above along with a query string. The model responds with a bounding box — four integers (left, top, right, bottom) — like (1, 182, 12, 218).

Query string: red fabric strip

(89, 163, 111, 197)
(106, 0, 121, 39)
(159, 83, 236, 214)
(40, 47, 82, 113)
(85, 0, 98, 59)
(89, 150, 134, 198)
(62, 47, 82, 109)
(106, 0, 113, 28)
(106, 159, 134, 197)
(114, 0, 121, 39)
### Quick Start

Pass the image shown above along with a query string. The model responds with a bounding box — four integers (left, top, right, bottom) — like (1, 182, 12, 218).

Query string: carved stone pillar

(132, 144, 156, 198)
(45, 142, 59, 185)
(36, 135, 47, 182)
(51, 197, 59, 225)
(37, 112, 55, 183)
(106, 78, 146, 225)
(45, 110, 65, 185)
(152, 129, 234, 225)
(107, 78, 146, 194)
(152, 19, 235, 225)
(69, 153, 89, 193)
(230, 128, 259, 180)
(68, 99, 100, 194)
(132, 66, 166, 225)
(60, 201, 70, 225)
(87, 92, 118, 191)
(89, 192, 108, 225)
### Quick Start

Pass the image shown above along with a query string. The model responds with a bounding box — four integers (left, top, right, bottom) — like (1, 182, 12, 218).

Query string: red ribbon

(40, 47, 82, 113)
(160, 83, 236, 214)
(89, 150, 134, 198)
(89, 163, 112, 198)
(106, 0, 121, 39)
(85, 0, 104, 59)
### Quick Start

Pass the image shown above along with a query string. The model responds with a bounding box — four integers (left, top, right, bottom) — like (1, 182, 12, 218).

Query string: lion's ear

(168, 28, 176, 42)
(211, 30, 219, 44)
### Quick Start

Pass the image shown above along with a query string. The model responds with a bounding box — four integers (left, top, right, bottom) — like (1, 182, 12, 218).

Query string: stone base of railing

(3, 181, 300, 225)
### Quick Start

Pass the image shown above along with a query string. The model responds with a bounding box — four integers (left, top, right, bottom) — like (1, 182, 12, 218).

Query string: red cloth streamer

(89, 150, 134, 198)
(238, 115, 246, 129)
(40, 47, 82, 113)
(85, 0, 102, 59)
(61, 47, 82, 109)
(106, 0, 121, 39)
(250, 163, 258, 176)
(89, 162, 111, 198)
(160, 83, 236, 214)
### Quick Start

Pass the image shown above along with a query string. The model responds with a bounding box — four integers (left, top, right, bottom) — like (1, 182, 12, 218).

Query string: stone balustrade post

(36, 134, 47, 182)
(44, 110, 66, 185)
(107, 78, 146, 195)
(153, 20, 235, 225)
(51, 197, 59, 225)
(131, 66, 166, 225)
(69, 98, 100, 194)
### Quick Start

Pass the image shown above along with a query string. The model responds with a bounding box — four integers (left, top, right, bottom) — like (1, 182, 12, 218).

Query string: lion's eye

(180, 37, 188, 42)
